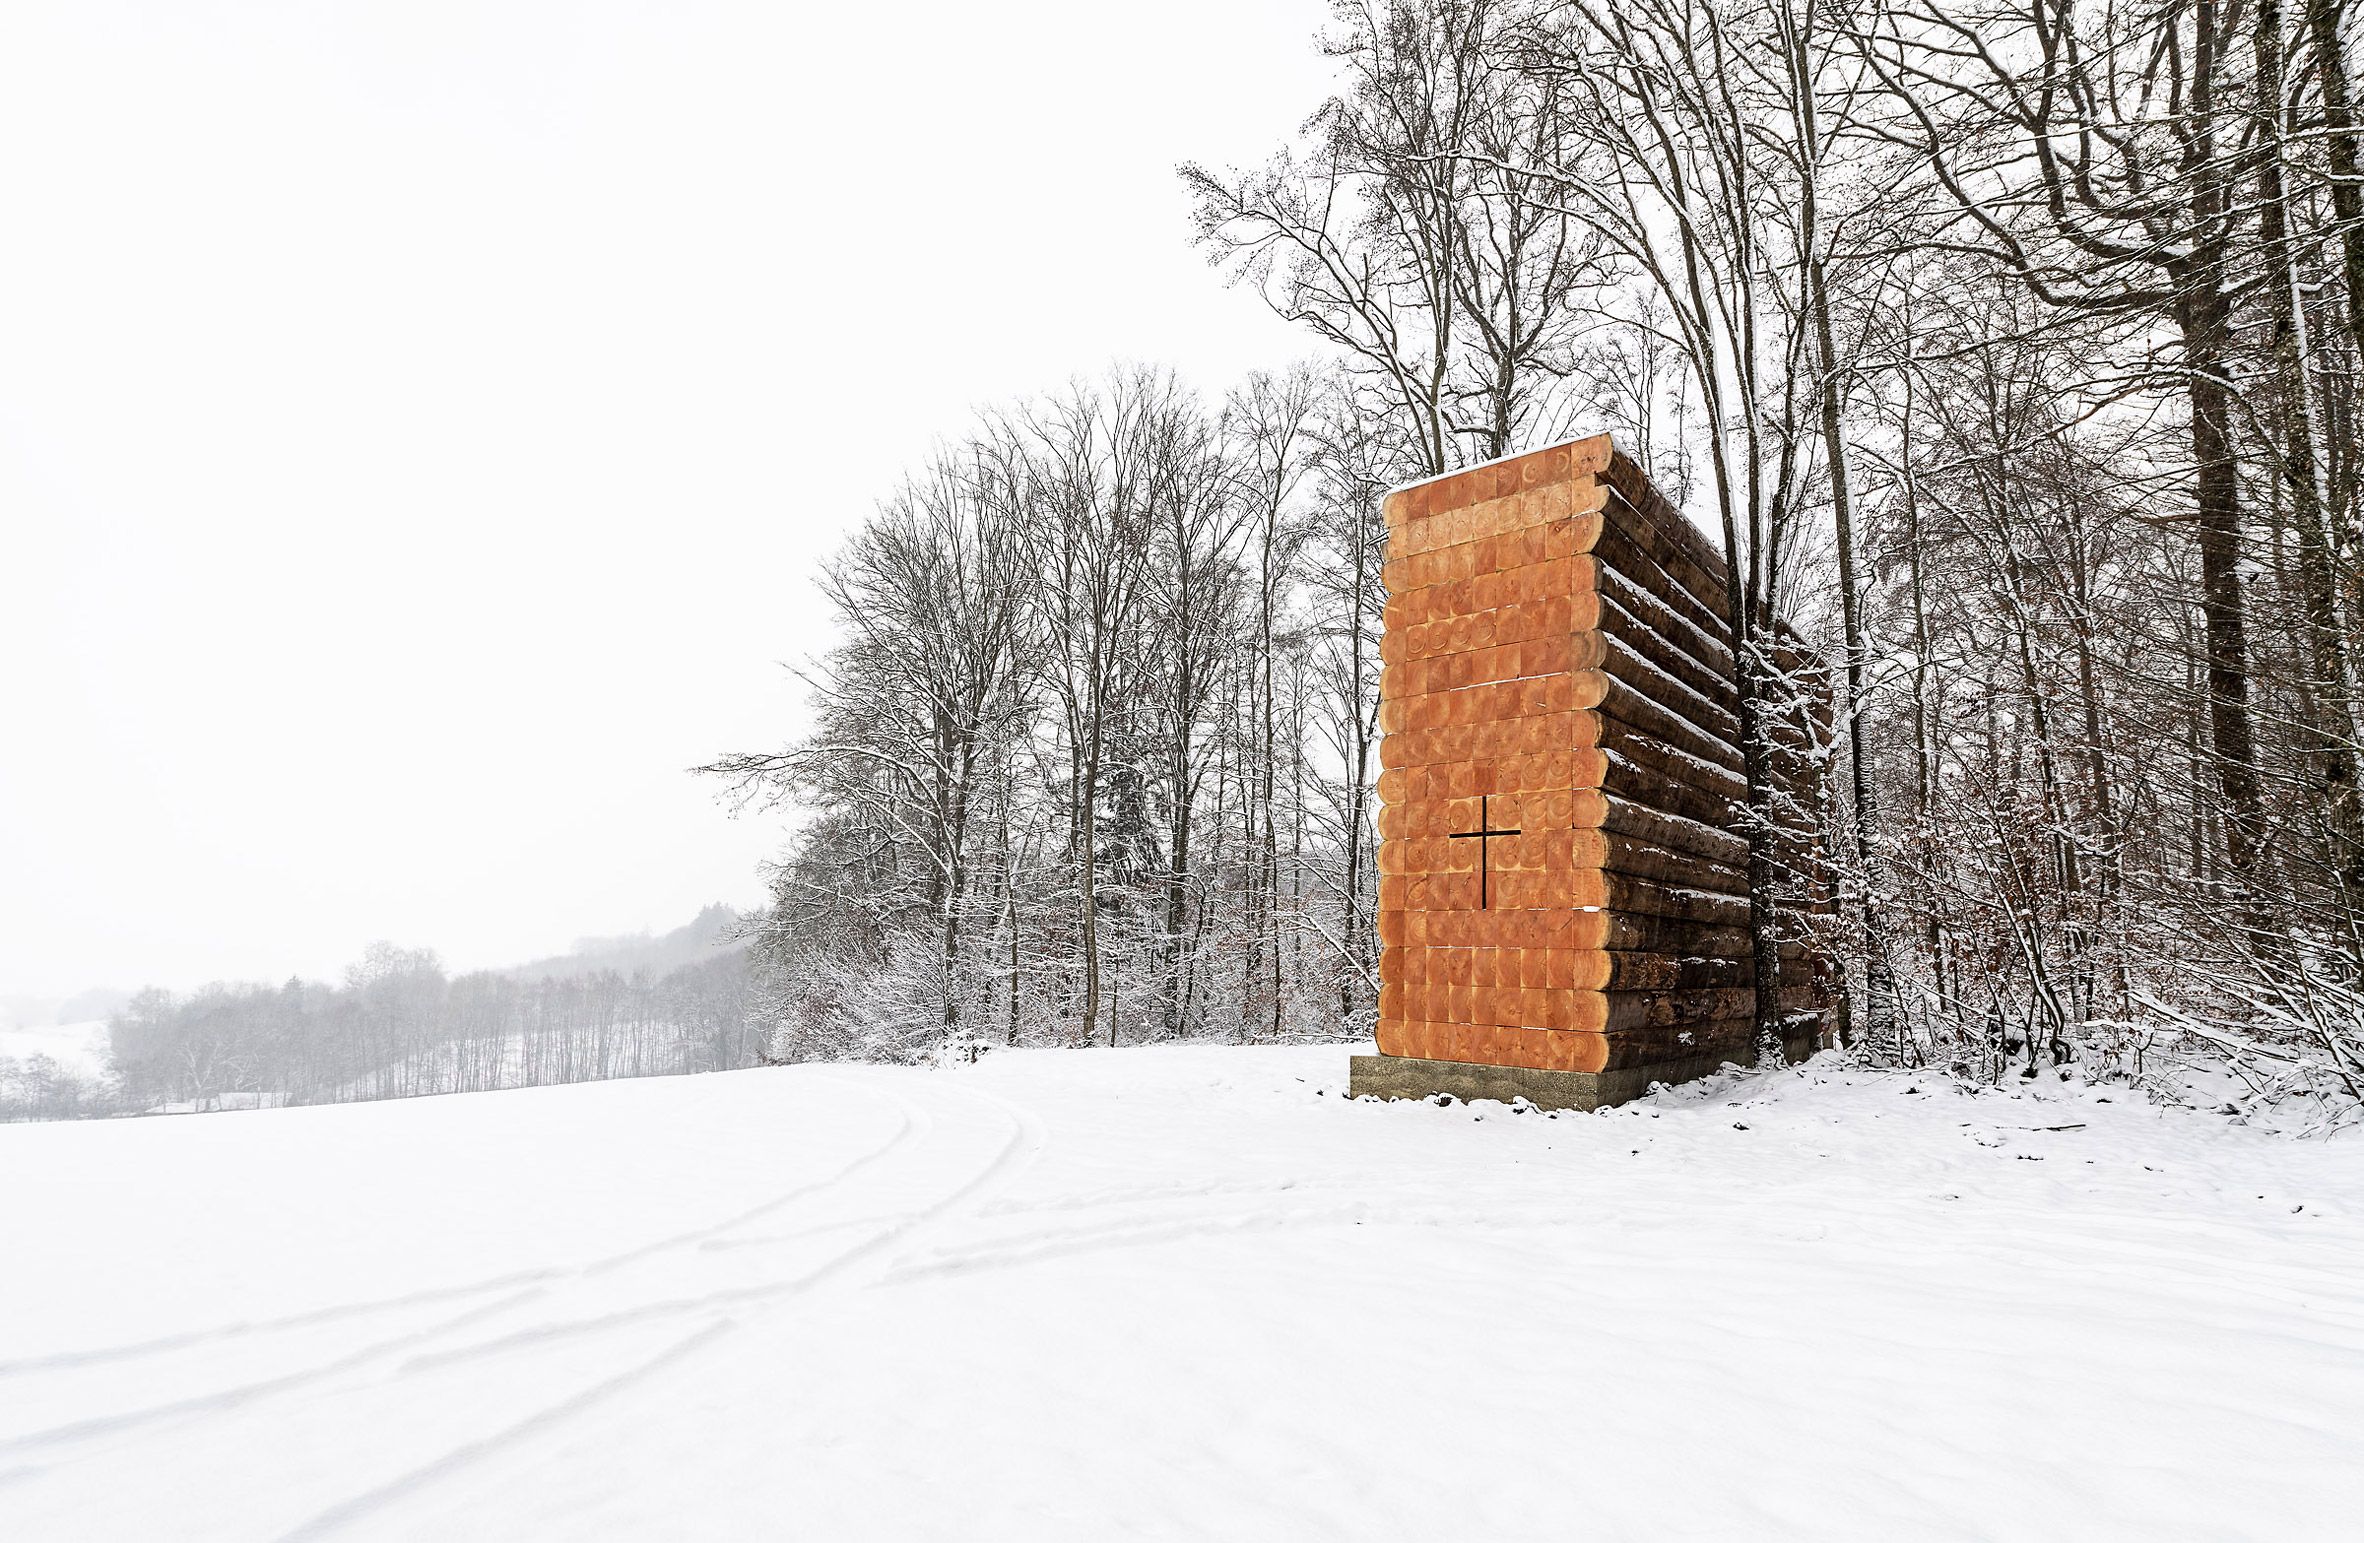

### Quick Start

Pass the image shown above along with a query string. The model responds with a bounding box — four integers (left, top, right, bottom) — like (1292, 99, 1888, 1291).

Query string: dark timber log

(1563, 870, 1750, 926)
(1593, 601, 1742, 742)
(1579, 715, 1750, 804)
(1598, 452, 1733, 592)
(1598, 486, 1735, 634)
(1573, 669, 1748, 778)
(1588, 522, 1734, 647)
(1566, 910, 1753, 956)
(1576, 791, 1751, 870)
(1569, 830, 1749, 897)
(1577, 986, 1760, 1034)
(1596, 560, 1735, 682)
(1569, 950, 1756, 991)
(1580, 751, 1742, 835)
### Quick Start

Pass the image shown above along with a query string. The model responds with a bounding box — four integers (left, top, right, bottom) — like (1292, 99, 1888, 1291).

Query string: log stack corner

(1350, 434, 1842, 1113)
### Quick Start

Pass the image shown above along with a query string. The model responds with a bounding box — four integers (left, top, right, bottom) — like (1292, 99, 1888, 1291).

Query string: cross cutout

(1447, 794, 1522, 909)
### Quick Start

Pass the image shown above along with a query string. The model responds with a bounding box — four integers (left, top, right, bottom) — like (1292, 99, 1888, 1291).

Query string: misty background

(17, 0, 2364, 1125)
(0, 0, 1328, 1012)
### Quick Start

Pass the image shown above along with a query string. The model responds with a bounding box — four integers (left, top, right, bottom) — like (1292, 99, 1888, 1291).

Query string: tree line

(721, 0, 2364, 1115)
(705, 367, 1391, 1057)
(0, 937, 756, 1121)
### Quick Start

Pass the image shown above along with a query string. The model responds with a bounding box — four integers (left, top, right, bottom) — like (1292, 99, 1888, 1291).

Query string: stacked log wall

(1373, 436, 1840, 1082)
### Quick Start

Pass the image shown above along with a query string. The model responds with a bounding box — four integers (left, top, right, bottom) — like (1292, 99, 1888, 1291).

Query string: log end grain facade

(1352, 435, 1840, 1112)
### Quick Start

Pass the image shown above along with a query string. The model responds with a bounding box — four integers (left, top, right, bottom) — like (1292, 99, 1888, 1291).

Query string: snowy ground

(3, 1046, 2360, 1541)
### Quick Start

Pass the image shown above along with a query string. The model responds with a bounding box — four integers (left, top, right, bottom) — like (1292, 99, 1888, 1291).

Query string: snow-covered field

(3, 1045, 2360, 1541)
(0, 1020, 109, 1080)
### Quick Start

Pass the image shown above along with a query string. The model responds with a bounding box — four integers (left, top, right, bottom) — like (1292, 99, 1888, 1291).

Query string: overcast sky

(0, 1, 1332, 1003)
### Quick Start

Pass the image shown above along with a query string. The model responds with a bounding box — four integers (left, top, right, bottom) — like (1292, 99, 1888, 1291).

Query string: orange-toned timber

(1352, 435, 1840, 1113)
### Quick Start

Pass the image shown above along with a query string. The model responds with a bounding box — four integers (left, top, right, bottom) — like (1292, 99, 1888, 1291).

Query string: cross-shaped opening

(1446, 794, 1522, 909)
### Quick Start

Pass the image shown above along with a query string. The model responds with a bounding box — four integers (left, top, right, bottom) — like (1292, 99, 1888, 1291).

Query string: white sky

(0, 0, 1331, 1001)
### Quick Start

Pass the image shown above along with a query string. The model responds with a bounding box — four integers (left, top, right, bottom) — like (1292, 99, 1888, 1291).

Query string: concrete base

(1350, 1038, 1813, 1113)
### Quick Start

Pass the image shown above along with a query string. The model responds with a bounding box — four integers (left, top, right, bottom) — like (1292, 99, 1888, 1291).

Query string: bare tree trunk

(937, 742, 975, 1051)
(2308, 0, 2364, 357)
(1900, 359, 1948, 1052)
(1082, 720, 1104, 1046)
(2258, 0, 2364, 897)
(1803, 212, 1890, 1048)
(2180, 308, 2265, 883)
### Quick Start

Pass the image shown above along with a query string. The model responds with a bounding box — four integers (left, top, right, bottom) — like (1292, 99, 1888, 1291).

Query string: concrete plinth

(1349, 1040, 1813, 1112)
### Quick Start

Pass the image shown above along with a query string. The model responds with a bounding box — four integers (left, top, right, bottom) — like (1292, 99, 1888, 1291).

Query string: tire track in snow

(0, 1271, 566, 1381)
(394, 1079, 1047, 1373)
(882, 1205, 1381, 1287)
(973, 1173, 1336, 1217)
(274, 1319, 738, 1543)
(875, 1187, 1630, 1290)
(0, 1072, 914, 1384)
(0, 1288, 548, 1455)
(0, 1076, 923, 1454)
(701, 1177, 1338, 1260)
(269, 1077, 1048, 1541)
(575, 1072, 923, 1278)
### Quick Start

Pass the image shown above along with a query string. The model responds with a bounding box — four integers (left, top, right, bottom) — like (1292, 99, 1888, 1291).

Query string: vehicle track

(393, 1080, 1045, 1374)
(0, 1073, 917, 1385)
(873, 1192, 1639, 1289)
(0, 1073, 922, 1455)
(275, 1320, 737, 1543)
(267, 1076, 1047, 1540)
(0, 1289, 548, 1455)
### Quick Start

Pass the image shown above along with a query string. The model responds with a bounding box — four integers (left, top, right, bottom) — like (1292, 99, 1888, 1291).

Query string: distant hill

(0, 987, 131, 1032)
(497, 904, 751, 984)
(0, 1020, 111, 1080)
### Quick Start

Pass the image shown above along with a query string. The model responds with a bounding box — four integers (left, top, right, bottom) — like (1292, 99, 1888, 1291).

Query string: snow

(3, 1045, 2360, 1540)
(0, 1019, 110, 1080)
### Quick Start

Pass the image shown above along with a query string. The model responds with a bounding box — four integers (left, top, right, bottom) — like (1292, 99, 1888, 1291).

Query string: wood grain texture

(1371, 436, 1840, 1099)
